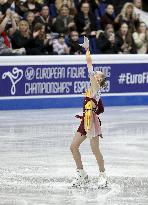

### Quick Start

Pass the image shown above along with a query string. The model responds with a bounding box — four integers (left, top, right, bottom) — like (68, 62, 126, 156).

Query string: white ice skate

(71, 169, 89, 188)
(98, 172, 108, 188)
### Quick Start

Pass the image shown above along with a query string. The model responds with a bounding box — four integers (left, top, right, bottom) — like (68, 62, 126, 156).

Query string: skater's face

(94, 71, 104, 86)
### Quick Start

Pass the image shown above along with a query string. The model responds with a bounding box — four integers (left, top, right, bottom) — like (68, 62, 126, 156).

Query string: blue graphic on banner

(0, 64, 148, 97)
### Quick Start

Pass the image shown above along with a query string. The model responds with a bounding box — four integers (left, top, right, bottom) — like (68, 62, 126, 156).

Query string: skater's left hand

(79, 36, 89, 50)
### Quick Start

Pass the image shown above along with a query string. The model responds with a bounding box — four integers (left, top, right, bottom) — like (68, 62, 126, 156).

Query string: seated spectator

(0, 9, 25, 55)
(32, 22, 49, 54)
(67, 30, 83, 54)
(0, 35, 25, 55)
(104, 0, 133, 15)
(11, 20, 31, 53)
(35, 5, 53, 33)
(116, 22, 136, 54)
(0, 8, 17, 42)
(53, 33, 69, 54)
(26, 11, 35, 31)
(133, 21, 148, 53)
(134, 0, 143, 10)
(0, 0, 12, 14)
(52, 5, 75, 35)
(115, 2, 139, 32)
(13, 12, 21, 28)
(101, 4, 115, 30)
(79, 0, 99, 13)
(75, 2, 97, 35)
(96, 24, 118, 54)
(55, 0, 76, 15)
(22, 0, 42, 14)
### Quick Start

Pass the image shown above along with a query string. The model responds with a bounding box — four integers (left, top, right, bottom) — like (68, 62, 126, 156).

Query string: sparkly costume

(76, 71, 104, 139)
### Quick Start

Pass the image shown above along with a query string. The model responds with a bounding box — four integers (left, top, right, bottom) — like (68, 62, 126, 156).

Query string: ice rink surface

(0, 105, 148, 205)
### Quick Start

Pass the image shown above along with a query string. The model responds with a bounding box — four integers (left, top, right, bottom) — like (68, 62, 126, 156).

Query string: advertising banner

(0, 63, 148, 97)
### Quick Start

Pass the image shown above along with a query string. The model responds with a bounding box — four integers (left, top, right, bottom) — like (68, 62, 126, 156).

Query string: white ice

(0, 106, 148, 205)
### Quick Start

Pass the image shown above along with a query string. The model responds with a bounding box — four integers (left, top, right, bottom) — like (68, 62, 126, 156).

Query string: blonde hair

(18, 20, 30, 38)
(120, 2, 135, 20)
(90, 71, 107, 95)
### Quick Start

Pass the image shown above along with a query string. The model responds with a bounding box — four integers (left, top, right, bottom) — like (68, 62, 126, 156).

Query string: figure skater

(70, 36, 107, 188)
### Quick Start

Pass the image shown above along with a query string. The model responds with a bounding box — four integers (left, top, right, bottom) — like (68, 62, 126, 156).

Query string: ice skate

(98, 172, 108, 188)
(71, 169, 89, 187)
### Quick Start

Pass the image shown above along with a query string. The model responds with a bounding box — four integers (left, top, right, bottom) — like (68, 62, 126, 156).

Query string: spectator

(53, 34, 69, 54)
(11, 20, 31, 53)
(55, 0, 76, 15)
(26, 11, 35, 31)
(0, 0, 148, 55)
(75, 2, 97, 35)
(0, 9, 17, 43)
(96, 24, 118, 54)
(115, 2, 139, 33)
(67, 30, 83, 54)
(104, 0, 133, 15)
(22, 0, 42, 14)
(101, 4, 115, 30)
(53, 5, 75, 35)
(133, 21, 148, 53)
(35, 5, 53, 33)
(14, 0, 31, 17)
(79, 0, 99, 13)
(116, 22, 136, 54)
(0, 0, 11, 14)
(13, 12, 21, 28)
(32, 23, 49, 54)
(0, 9, 25, 55)
(134, 0, 143, 10)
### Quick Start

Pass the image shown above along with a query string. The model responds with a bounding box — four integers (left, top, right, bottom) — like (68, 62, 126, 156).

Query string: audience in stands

(133, 21, 148, 53)
(75, 2, 98, 35)
(116, 22, 136, 53)
(96, 24, 118, 54)
(0, 0, 148, 55)
(67, 30, 83, 54)
(100, 4, 115, 30)
(52, 33, 69, 54)
(52, 5, 75, 35)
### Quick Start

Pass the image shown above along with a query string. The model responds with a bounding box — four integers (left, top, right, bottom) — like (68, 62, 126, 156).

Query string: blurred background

(0, 0, 148, 56)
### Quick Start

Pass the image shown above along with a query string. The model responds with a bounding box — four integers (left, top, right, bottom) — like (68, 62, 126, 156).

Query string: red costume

(76, 96, 104, 137)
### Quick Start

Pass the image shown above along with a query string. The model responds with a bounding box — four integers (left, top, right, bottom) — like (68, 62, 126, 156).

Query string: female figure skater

(70, 37, 107, 188)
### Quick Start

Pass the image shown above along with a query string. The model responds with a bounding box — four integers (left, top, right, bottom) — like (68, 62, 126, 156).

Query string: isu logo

(25, 67, 35, 80)
(2, 67, 23, 95)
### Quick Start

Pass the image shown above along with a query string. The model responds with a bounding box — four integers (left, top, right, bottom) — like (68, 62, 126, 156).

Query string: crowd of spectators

(0, 0, 148, 55)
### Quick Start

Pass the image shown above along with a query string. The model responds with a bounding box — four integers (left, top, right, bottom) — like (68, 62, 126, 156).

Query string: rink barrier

(0, 55, 148, 110)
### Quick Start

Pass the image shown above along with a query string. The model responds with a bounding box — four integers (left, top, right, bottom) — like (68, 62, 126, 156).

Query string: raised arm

(85, 48, 94, 73)
(80, 36, 94, 73)
(79, 37, 97, 94)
